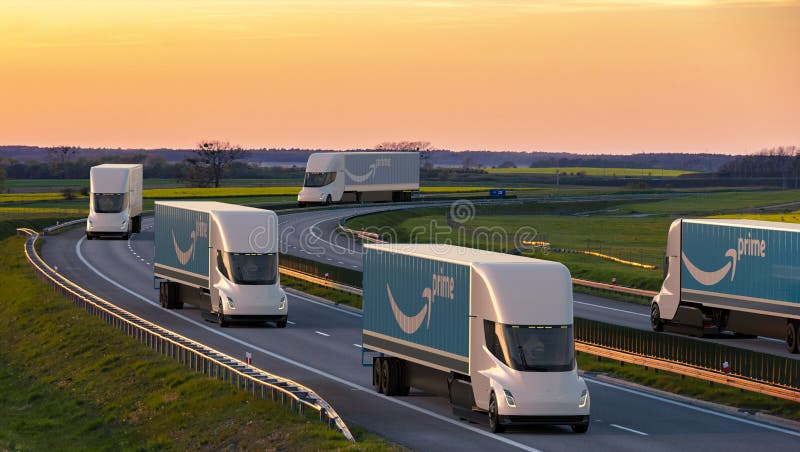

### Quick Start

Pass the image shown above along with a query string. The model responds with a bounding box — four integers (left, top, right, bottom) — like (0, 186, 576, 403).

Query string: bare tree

(47, 146, 77, 179)
(375, 141, 431, 152)
(183, 140, 244, 188)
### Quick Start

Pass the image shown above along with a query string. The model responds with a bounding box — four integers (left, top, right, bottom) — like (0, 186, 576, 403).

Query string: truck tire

(132, 216, 141, 233)
(650, 303, 664, 332)
(787, 321, 799, 354)
(488, 391, 505, 433)
(394, 359, 410, 396)
(324, 195, 332, 206)
(217, 300, 229, 328)
(160, 281, 179, 309)
(571, 417, 590, 433)
(276, 317, 288, 328)
(373, 358, 383, 392)
(381, 359, 395, 395)
(86, 233, 93, 240)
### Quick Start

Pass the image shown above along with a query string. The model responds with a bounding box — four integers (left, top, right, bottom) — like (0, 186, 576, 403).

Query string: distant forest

(1, 145, 798, 187)
(1, 145, 731, 172)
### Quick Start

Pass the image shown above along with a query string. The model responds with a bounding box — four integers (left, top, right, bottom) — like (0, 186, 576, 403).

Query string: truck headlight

(278, 294, 287, 310)
(579, 389, 589, 408)
(319, 193, 325, 200)
(503, 389, 516, 408)
(121, 219, 128, 229)
(87, 219, 93, 228)
(226, 296, 236, 310)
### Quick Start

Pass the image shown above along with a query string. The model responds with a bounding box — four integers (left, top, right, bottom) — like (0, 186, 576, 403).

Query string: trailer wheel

(394, 359, 410, 396)
(373, 358, 383, 392)
(571, 417, 590, 433)
(488, 391, 504, 433)
(650, 303, 664, 332)
(381, 359, 395, 395)
(786, 321, 799, 354)
(218, 300, 229, 328)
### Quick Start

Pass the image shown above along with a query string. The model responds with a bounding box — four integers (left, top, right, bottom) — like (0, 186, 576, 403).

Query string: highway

(279, 205, 799, 359)
(37, 215, 800, 451)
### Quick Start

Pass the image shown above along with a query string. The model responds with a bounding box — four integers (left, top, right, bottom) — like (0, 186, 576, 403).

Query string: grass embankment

(0, 236, 397, 450)
(486, 167, 696, 177)
(576, 353, 800, 420)
(281, 274, 363, 309)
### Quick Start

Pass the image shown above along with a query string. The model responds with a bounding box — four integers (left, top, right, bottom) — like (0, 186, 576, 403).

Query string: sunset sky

(1, 1, 798, 154)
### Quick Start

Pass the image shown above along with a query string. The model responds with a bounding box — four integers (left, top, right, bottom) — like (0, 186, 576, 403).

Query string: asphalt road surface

(36, 217, 800, 451)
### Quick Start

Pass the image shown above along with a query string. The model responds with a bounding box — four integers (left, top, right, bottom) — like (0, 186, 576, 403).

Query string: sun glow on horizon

(1, 0, 798, 153)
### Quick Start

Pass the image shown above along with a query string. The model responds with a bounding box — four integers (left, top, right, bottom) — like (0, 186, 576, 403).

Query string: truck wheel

(381, 359, 395, 395)
(276, 317, 288, 328)
(786, 321, 799, 354)
(218, 301, 229, 328)
(86, 233, 93, 240)
(324, 195, 332, 206)
(650, 303, 664, 332)
(488, 391, 505, 433)
(373, 358, 383, 392)
(571, 417, 590, 433)
(394, 360, 410, 396)
(297, 202, 306, 208)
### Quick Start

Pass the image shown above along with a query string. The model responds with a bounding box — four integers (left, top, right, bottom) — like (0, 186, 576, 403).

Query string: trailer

(86, 164, 143, 239)
(297, 152, 419, 205)
(651, 218, 800, 352)
(362, 243, 590, 433)
(154, 201, 287, 327)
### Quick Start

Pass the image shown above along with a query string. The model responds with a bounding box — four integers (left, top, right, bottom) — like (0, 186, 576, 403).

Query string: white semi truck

(86, 164, 143, 240)
(154, 201, 288, 327)
(652, 218, 800, 352)
(297, 152, 419, 206)
(362, 243, 590, 433)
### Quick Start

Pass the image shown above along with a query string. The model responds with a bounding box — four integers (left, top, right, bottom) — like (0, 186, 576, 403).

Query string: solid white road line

(575, 300, 648, 317)
(585, 377, 800, 438)
(287, 320, 296, 325)
(353, 344, 362, 348)
(315, 331, 330, 337)
(73, 237, 542, 452)
(610, 424, 648, 436)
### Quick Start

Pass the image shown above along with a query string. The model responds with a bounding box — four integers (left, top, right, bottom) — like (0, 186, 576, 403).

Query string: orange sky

(1, 1, 798, 153)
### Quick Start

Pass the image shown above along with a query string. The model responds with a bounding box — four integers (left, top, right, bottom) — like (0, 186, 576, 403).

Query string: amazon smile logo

(682, 233, 766, 287)
(344, 158, 391, 183)
(172, 220, 208, 266)
(386, 270, 455, 334)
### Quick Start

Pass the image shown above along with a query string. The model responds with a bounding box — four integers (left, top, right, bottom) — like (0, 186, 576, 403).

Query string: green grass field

(0, 236, 398, 450)
(486, 167, 696, 177)
(618, 190, 800, 215)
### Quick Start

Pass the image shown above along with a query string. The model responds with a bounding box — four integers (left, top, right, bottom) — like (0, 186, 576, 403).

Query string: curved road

(279, 205, 798, 359)
(36, 213, 800, 451)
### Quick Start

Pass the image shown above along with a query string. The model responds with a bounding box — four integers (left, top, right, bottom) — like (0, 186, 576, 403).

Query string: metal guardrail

(279, 266, 363, 295)
(18, 228, 354, 441)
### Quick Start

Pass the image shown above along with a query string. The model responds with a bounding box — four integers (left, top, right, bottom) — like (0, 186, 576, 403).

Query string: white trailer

(154, 201, 288, 327)
(297, 152, 419, 205)
(362, 244, 590, 433)
(86, 164, 143, 240)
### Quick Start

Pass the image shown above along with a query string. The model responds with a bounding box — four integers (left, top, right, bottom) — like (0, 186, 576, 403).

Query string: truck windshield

(304, 172, 337, 187)
(94, 193, 125, 213)
(217, 251, 277, 285)
(484, 320, 574, 372)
